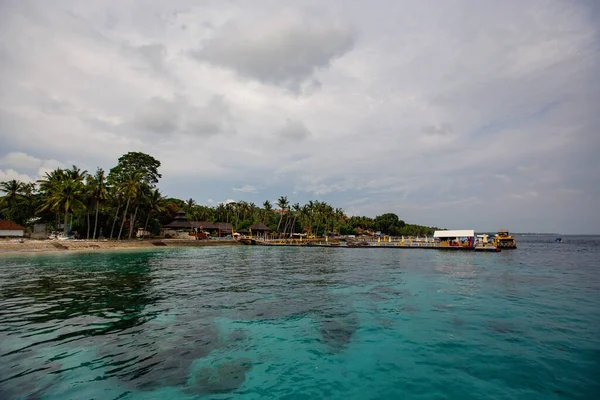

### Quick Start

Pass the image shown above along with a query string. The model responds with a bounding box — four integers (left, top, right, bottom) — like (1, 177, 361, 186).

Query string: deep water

(1, 236, 599, 399)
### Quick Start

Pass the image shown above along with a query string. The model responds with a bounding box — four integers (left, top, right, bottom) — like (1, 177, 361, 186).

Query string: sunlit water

(1, 236, 599, 399)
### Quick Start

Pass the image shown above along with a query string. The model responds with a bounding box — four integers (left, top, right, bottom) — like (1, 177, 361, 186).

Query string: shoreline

(0, 238, 241, 256)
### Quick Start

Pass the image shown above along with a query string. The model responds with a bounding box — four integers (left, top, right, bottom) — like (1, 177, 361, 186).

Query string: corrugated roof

(249, 222, 270, 231)
(191, 221, 217, 229)
(0, 219, 26, 230)
(163, 220, 193, 229)
(433, 230, 475, 238)
(215, 222, 233, 231)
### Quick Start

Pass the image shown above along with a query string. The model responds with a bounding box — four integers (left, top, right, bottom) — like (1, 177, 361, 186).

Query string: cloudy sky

(1, 0, 599, 234)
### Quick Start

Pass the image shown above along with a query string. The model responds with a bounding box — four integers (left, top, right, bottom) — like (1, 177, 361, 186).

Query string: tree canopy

(108, 152, 162, 186)
(0, 151, 438, 238)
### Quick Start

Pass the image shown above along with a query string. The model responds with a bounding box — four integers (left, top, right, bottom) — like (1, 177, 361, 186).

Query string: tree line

(0, 152, 438, 239)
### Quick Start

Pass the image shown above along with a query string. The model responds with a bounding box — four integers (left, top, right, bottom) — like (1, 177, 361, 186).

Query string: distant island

(0, 152, 438, 239)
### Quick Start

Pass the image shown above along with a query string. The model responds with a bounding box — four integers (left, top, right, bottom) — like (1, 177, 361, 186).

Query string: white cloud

(0, 0, 598, 233)
(0, 168, 35, 183)
(133, 96, 180, 134)
(191, 9, 356, 92)
(0, 152, 42, 169)
(509, 191, 539, 200)
(233, 185, 258, 193)
(277, 119, 311, 142)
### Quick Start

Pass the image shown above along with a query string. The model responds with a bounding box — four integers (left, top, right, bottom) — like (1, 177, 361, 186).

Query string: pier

(239, 233, 500, 252)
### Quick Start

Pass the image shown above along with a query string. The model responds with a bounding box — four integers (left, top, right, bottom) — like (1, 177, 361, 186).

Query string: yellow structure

(493, 230, 518, 249)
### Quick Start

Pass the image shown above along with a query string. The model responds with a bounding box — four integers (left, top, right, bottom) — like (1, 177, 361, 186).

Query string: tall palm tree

(215, 203, 227, 222)
(117, 171, 143, 240)
(89, 168, 109, 240)
(276, 196, 288, 235)
(109, 187, 123, 239)
(287, 203, 301, 237)
(0, 180, 25, 218)
(334, 207, 345, 235)
(184, 198, 196, 214)
(38, 169, 66, 229)
(262, 200, 272, 224)
(41, 170, 87, 236)
(144, 188, 164, 233)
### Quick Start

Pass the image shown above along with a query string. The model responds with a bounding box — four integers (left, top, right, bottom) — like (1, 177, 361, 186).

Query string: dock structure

(239, 230, 499, 252)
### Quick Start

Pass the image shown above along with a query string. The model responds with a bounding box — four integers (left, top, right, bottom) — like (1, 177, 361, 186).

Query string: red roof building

(0, 219, 26, 237)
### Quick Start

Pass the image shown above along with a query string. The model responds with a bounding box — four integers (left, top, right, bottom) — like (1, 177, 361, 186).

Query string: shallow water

(1, 236, 599, 399)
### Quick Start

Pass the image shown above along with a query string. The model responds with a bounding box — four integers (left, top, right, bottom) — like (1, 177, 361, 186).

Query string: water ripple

(1, 237, 599, 399)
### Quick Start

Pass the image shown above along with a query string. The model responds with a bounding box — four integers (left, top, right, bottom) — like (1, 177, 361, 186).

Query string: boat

(492, 230, 518, 249)
(555, 237, 562, 243)
(346, 241, 371, 248)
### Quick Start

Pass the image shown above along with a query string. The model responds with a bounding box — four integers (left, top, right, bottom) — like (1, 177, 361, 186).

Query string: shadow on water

(0, 252, 164, 397)
(187, 358, 253, 395)
(319, 312, 359, 353)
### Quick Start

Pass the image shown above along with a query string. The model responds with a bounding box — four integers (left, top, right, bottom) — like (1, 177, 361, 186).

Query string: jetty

(239, 230, 500, 252)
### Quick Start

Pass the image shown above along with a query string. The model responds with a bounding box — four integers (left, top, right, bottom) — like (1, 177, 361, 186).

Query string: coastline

(0, 238, 241, 256)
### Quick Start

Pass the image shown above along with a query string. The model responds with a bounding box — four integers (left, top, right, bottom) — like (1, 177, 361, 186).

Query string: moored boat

(346, 241, 371, 247)
(493, 230, 518, 249)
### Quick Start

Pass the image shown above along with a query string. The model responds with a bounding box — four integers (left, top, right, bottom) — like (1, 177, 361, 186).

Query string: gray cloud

(185, 95, 234, 136)
(277, 119, 311, 142)
(133, 96, 180, 134)
(191, 11, 356, 92)
(135, 43, 167, 72)
(0, 0, 599, 233)
(421, 123, 454, 136)
(132, 95, 234, 136)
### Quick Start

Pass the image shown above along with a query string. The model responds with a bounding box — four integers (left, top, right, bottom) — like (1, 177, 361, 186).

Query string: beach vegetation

(0, 152, 437, 238)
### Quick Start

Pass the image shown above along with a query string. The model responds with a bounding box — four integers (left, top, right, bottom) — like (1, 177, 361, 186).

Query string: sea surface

(1, 236, 599, 399)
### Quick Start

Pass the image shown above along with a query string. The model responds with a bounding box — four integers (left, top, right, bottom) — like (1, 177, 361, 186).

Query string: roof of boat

(433, 230, 475, 238)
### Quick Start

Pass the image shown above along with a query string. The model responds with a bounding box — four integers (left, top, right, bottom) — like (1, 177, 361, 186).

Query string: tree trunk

(110, 201, 121, 239)
(117, 197, 131, 240)
(289, 215, 297, 237)
(282, 215, 291, 238)
(276, 213, 283, 236)
(86, 210, 91, 239)
(144, 213, 151, 233)
(63, 204, 69, 236)
(93, 200, 100, 240)
(128, 205, 138, 239)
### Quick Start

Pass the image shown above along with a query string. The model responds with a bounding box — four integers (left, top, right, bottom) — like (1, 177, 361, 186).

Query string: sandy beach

(0, 238, 241, 255)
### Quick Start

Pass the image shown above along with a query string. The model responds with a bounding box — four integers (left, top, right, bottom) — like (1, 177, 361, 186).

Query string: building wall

(0, 229, 24, 237)
(33, 223, 48, 233)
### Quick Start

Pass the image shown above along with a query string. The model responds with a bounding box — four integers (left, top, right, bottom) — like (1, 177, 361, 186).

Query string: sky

(1, 0, 599, 234)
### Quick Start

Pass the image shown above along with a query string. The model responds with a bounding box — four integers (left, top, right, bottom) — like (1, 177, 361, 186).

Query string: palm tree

(38, 172, 87, 236)
(38, 169, 66, 229)
(117, 171, 143, 240)
(276, 196, 288, 235)
(128, 182, 150, 239)
(287, 203, 301, 237)
(215, 203, 227, 222)
(144, 188, 164, 233)
(0, 180, 26, 219)
(109, 187, 123, 239)
(262, 200, 272, 224)
(89, 168, 109, 240)
(184, 198, 196, 214)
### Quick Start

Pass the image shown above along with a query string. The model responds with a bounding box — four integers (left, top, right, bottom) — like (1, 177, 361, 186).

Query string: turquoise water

(1, 236, 599, 399)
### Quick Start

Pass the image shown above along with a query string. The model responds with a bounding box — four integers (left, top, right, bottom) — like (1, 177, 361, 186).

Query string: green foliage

(0, 180, 38, 225)
(3, 152, 438, 239)
(108, 151, 161, 186)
